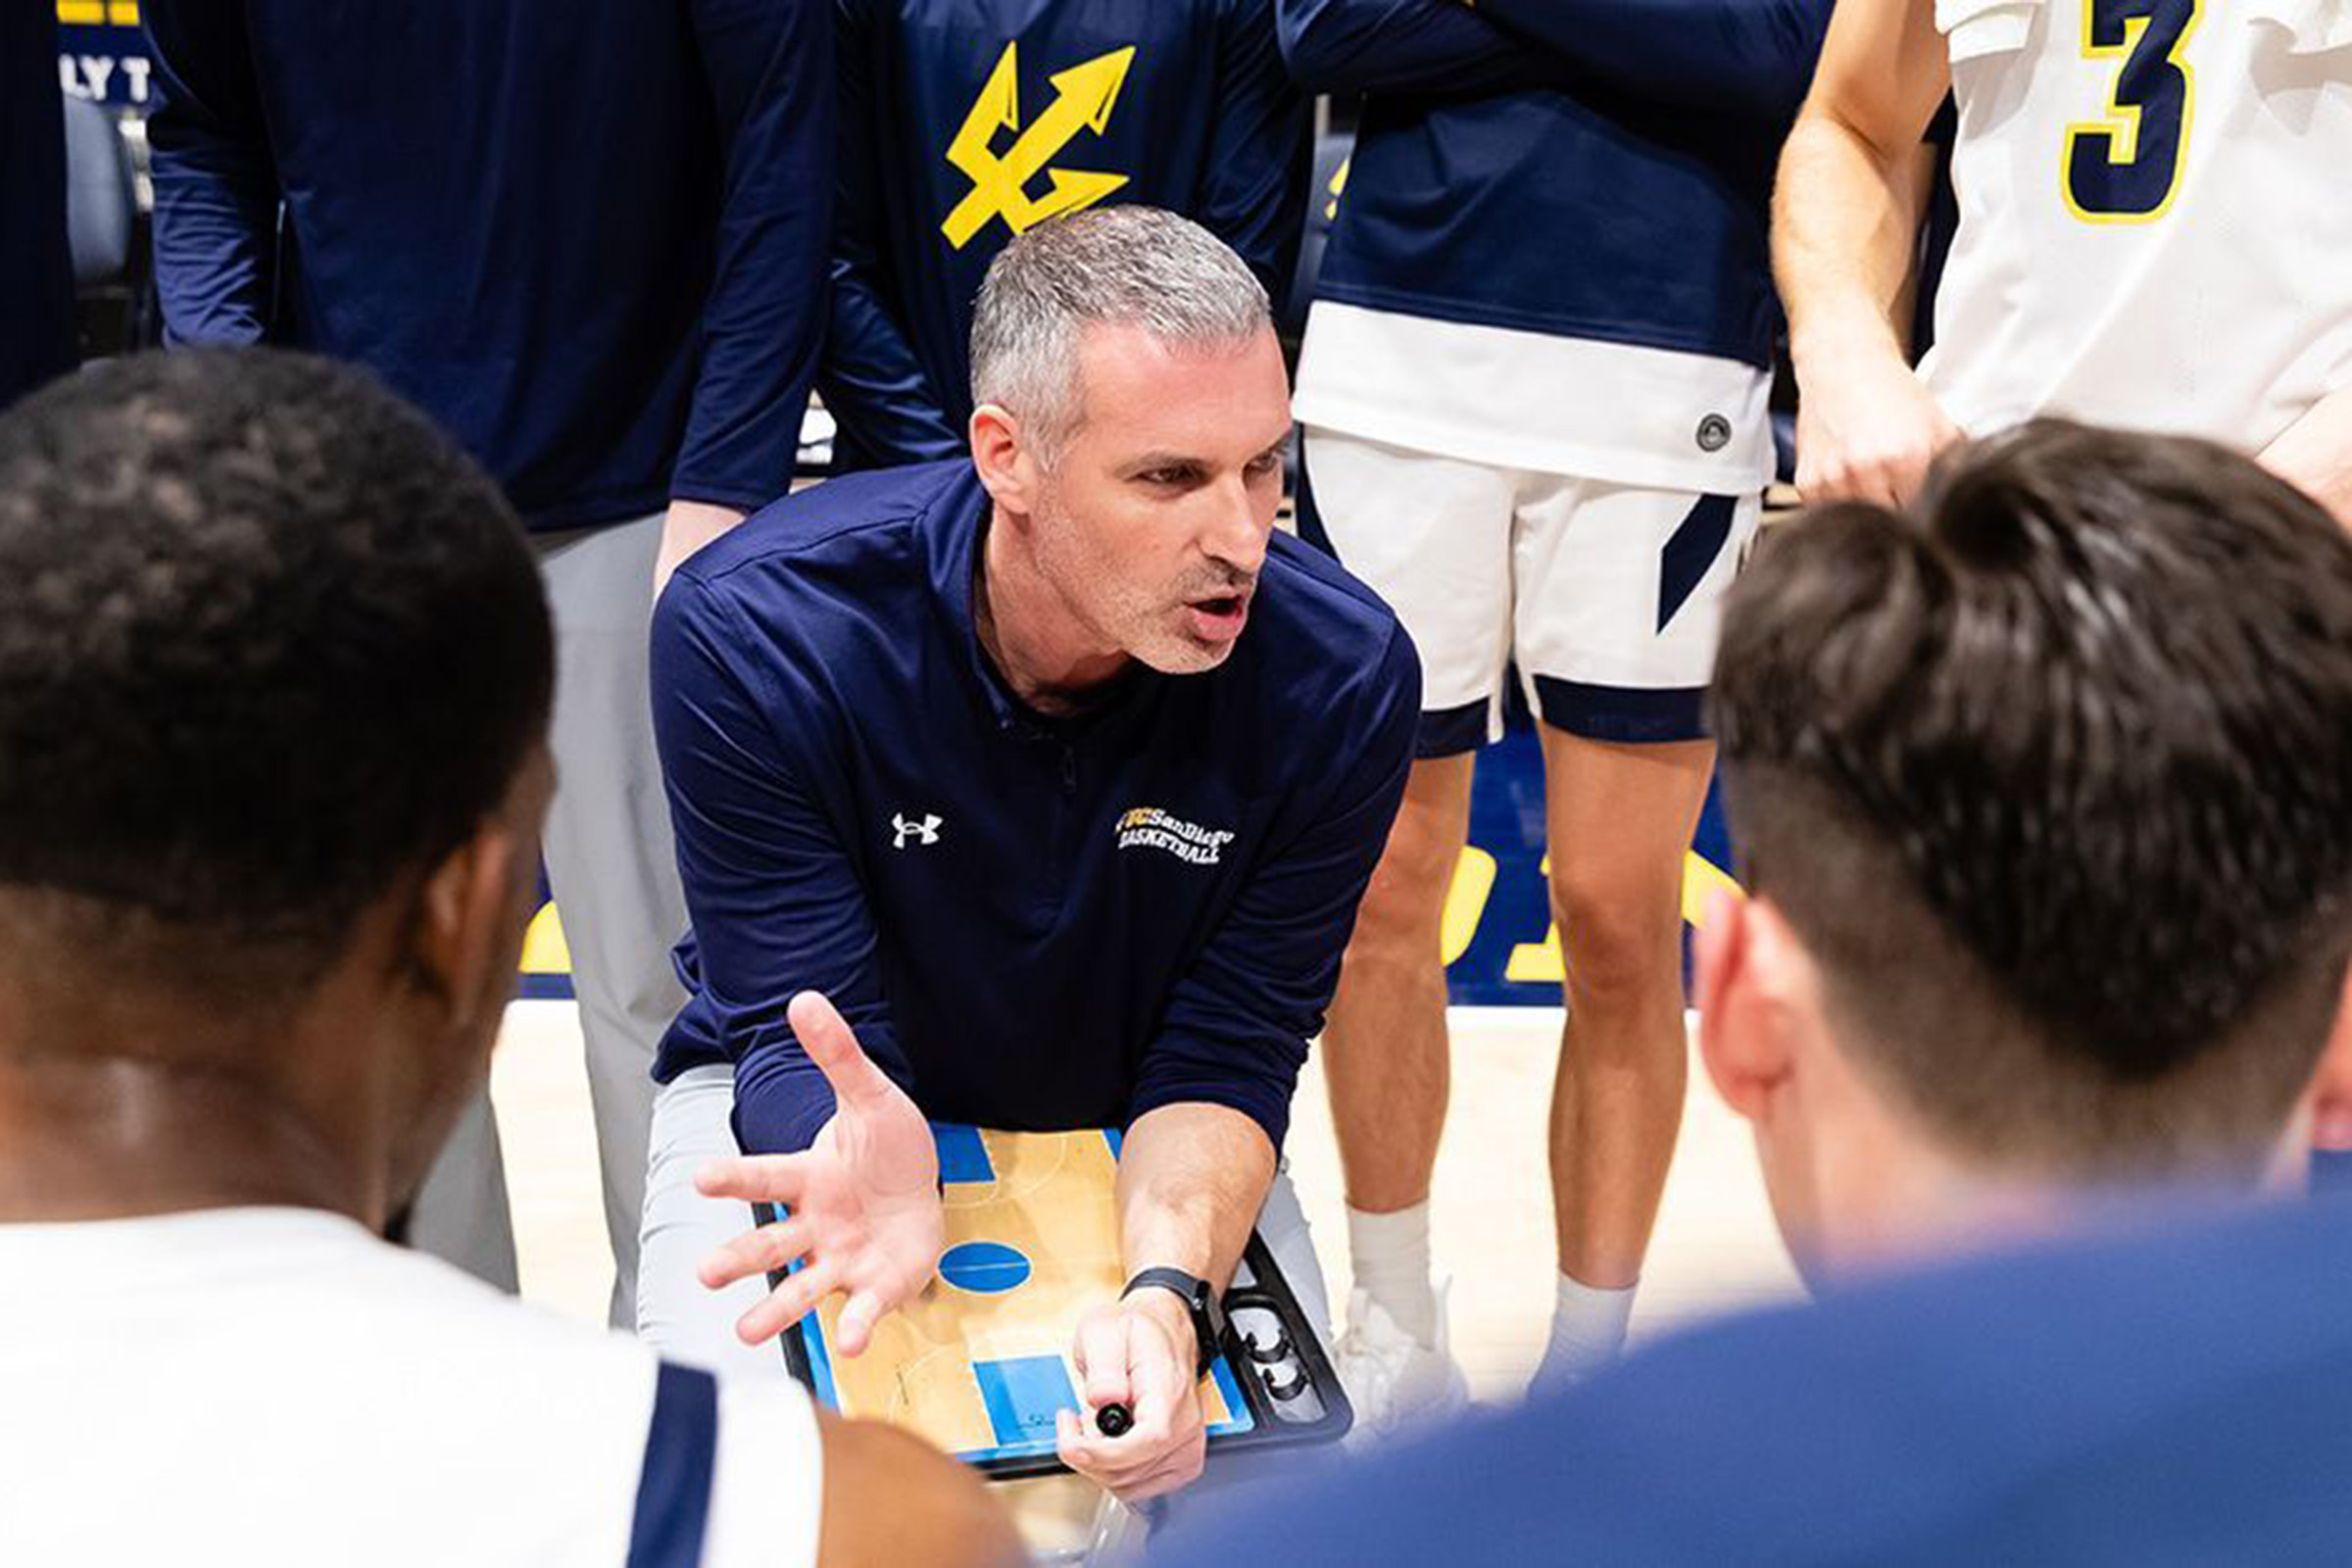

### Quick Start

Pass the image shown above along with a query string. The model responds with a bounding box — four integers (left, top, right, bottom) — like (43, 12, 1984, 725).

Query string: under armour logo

(892, 812, 943, 849)
(941, 41, 1135, 249)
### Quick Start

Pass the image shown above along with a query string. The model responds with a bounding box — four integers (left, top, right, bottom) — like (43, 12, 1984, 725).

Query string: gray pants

(408, 511, 687, 1325)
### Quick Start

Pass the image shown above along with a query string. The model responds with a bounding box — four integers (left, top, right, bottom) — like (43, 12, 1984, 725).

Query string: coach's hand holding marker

(1055, 1294, 1208, 1503)
(692, 991, 945, 1355)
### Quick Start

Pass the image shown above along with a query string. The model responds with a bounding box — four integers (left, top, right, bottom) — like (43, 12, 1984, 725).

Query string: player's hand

(1792, 348, 1963, 508)
(1054, 1292, 1207, 1503)
(2258, 393, 2352, 532)
(653, 499, 747, 597)
(692, 991, 944, 1356)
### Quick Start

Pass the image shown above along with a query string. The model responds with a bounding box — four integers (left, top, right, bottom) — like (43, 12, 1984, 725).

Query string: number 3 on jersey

(2062, 0, 2201, 223)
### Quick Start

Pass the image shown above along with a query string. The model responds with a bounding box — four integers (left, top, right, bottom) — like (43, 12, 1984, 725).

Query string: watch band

(1122, 1267, 1224, 1378)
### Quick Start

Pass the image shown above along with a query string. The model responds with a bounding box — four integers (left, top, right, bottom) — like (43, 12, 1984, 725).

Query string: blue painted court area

(962, 1353, 1258, 1458)
(939, 1241, 1032, 1294)
(935, 1123, 996, 1184)
(973, 1355, 1079, 1449)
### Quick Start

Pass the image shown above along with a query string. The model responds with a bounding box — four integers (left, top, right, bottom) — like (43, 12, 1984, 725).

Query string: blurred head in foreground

(0, 348, 553, 1226)
(1704, 419, 2352, 1284)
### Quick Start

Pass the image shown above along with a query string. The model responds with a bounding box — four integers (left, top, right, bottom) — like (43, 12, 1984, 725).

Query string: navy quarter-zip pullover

(651, 461, 1418, 1155)
(141, 0, 832, 530)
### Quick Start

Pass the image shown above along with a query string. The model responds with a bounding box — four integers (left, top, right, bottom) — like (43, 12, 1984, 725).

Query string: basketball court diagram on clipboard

(767, 1125, 1350, 1480)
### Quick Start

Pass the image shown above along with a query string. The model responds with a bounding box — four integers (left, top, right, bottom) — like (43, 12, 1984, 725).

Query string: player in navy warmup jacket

(1295, 1, 1824, 377)
(142, 1, 828, 536)
(1275, 0, 1831, 1436)
(139, 0, 833, 1327)
(2, 3, 75, 410)
(821, 0, 1309, 467)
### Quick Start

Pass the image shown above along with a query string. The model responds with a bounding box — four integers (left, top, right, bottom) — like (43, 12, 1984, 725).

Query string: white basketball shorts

(1302, 427, 1761, 756)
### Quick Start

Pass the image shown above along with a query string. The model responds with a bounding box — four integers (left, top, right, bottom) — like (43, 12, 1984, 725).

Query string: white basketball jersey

(1922, 0, 2352, 450)
(0, 1208, 822, 1568)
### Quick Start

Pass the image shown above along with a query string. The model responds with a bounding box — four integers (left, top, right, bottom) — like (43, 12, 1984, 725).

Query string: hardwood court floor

(491, 1001, 1803, 1396)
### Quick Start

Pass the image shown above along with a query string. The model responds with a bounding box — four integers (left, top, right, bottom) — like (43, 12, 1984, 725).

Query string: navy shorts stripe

(1657, 494, 1740, 632)
(1531, 675, 1708, 744)
(629, 1360, 720, 1568)
(1415, 698, 1490, 759)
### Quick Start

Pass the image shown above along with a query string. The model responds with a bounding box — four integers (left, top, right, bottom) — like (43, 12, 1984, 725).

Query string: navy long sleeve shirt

(4, 4, 76, 411)
(1279, 0, 1829, 367)
(141, 0, 833, 530)
(821, 0, 1309, 468)
(651, 461, 1417, 1155)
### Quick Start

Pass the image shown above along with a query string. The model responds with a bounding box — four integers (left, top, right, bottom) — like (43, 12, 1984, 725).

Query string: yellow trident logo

(942, 42, 1137, 250)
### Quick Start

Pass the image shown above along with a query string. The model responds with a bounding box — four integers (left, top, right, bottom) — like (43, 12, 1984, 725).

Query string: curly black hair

(0, 348, 552, 991)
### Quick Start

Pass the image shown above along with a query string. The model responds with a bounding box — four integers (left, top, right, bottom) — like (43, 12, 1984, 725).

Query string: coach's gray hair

(968, 206, 1272, 465)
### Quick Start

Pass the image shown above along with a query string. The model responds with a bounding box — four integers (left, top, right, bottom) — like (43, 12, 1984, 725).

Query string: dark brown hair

(1714, 420, 2352, 1174)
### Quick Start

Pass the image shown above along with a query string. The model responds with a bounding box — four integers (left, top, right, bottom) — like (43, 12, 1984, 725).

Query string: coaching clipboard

(759, 1125, 1351, 1480)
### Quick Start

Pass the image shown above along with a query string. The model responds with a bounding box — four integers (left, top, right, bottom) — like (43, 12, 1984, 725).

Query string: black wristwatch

(1122, 1267, 1227, 1378)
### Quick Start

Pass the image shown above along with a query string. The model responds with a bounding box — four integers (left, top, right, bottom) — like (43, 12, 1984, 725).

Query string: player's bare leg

(1320, 752, 1475, 1434)
(1325, 753, 1473, 1215)
(1537, 727, 1714, 1386)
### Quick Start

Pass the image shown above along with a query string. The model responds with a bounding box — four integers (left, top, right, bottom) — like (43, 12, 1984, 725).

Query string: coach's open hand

(692, 991, 944, 1355)
(1054, 1291, 1207, 1502)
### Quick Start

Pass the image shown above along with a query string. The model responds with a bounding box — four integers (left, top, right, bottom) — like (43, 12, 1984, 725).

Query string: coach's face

(1028, 322, 1292, 674)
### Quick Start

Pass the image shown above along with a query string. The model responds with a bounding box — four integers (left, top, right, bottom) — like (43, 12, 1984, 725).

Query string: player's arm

(658, 0, 836, 591)
(814, 1410, 1021, 1566)
(1774, 0, 1958, 505)
(819, 261, 966, 467)
(2260, 391, 2352, 530)
(1056, 623, 1420, 1501)
(1196, 0, 1315, 309)
(652, 580, 945, 1353)
(141, 0, 282, 346)
(713, 1381, 1018, 1566)
(814, 0, 967, 468)
(1275, 0, 1563, 96)
(1473, 0, 1831, 120)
